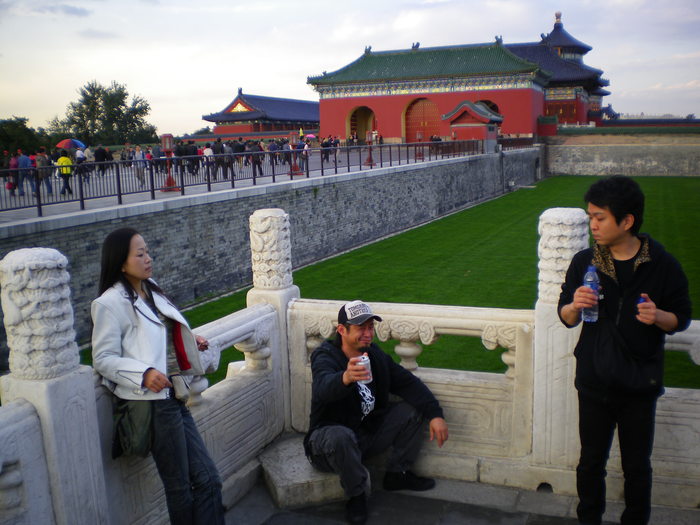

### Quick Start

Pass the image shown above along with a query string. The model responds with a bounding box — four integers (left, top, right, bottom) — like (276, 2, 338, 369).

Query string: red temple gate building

(307, 12, 608, 142)
(202, 88, 319, 140)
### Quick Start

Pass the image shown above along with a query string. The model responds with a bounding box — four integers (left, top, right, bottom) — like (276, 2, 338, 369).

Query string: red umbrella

(56, 138, 86, 149)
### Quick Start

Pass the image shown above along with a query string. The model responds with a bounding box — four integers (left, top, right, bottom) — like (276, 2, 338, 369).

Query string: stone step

(259, 434, 344, 509)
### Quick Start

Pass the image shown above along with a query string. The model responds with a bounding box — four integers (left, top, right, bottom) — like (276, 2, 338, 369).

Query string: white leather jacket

(91, 281, 203, 400)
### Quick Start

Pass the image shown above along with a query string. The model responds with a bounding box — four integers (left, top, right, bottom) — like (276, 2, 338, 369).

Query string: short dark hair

(584, 176, 645, 235)
(333, 325, 347, 348)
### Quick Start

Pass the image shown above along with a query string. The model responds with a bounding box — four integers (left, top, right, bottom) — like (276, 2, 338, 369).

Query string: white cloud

(1, 0, 698, 134)
(78, 29, 118, 39)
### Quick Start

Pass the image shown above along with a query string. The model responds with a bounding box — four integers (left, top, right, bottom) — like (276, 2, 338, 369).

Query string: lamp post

(160, 133, 179, 191)
(363, 129, 376, 166)
(288, 132, 302, 176)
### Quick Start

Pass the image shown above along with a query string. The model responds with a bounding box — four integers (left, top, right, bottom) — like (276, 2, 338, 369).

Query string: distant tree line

(1, 81, 159, 153)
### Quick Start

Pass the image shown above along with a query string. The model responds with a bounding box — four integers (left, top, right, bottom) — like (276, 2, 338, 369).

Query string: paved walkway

(225, 476, 698, 525)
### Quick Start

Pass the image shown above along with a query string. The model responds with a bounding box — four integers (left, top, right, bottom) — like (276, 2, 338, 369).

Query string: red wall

(319, 88, 544, 140)
(576, 97, 590, 124)
(214, 123, 254, 134)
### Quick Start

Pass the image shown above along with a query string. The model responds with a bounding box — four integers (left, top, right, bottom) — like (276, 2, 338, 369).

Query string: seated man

(304, 300, 449, 524)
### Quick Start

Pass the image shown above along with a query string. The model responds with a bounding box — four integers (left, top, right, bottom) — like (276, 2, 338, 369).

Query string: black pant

(307, 402, 424, 498)
(576, 391, 657, 525)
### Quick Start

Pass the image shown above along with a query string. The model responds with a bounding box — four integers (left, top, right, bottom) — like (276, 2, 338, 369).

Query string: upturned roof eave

(309, 67, 548, 87)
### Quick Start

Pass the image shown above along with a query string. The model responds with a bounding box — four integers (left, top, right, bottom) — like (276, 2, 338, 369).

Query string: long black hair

(98, 227, 165, 301)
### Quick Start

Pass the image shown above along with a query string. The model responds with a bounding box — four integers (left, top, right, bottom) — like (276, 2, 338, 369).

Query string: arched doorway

(347, 106, 375, 143)
(404, 98, 440, 142)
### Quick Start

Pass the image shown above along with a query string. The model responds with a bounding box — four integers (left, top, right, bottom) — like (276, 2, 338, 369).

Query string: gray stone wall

(0, 148, 542, 369)
(547, 144, 700, 176)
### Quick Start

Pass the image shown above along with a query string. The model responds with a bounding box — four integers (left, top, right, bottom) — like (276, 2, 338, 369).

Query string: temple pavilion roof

(506, 43, 607, 87)
(203, 89, 319, 123)
(308, 42, 550, 86)
(539, 12, 592, 54)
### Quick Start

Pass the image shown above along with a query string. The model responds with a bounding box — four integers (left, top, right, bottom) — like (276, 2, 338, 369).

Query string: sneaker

(383, 470, 435, 492)
(345, 492, 367, 524)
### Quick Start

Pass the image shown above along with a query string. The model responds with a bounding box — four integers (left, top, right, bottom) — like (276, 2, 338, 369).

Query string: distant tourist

(34, 147, 53, 196)
(94, 145, 107, 177)
(558, 176, 691, 525)
(15, 150, 31, 196)
(304, 300, 449, 524)
(91, 228, 225, 524)
(132, 145, 146, 187)
(56, 149, 73, 195)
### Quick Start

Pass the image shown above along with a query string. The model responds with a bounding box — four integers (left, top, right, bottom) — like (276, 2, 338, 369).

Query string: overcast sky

(1, 0, 698, 136)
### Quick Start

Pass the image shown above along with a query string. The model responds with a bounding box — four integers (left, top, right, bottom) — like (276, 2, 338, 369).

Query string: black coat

(306, 340, 443, 439)
(558, 235, 691, 398)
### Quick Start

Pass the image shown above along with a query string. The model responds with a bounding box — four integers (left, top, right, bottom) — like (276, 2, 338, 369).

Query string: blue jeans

(151, 398, 224, 525)
(32, 174, 53, 194)
(576, 391, 657, 525)
(307, 402, 425, 497)
(12, 169, 29, 195)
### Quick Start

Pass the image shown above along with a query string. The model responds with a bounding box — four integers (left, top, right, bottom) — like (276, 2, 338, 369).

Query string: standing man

(94, 144, 107, 176)
(34, 147, 53, 196)
(558, 176, 691, 525)
(212, 137, 224, 179)
(249, 140, 264, 178)
(16, 149, 31, 196)
(222, 140, 233, 180)
(305, 301, 449, 524)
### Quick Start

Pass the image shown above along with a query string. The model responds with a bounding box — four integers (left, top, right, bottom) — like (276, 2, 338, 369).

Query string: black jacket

(558, 235, 691, 398)
(305, 340, 443, 446)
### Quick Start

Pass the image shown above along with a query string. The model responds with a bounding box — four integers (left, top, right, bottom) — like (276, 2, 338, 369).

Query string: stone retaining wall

(546, 144, 700, 176)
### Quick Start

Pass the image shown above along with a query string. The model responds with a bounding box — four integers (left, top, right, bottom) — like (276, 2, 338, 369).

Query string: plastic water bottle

(582, 265, 599, 323)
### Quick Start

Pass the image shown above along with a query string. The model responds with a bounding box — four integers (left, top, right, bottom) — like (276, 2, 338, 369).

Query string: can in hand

(357, 354, 373, 385)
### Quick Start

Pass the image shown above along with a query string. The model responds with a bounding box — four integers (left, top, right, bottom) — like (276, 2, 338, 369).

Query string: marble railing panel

(288, 299, 534, 459)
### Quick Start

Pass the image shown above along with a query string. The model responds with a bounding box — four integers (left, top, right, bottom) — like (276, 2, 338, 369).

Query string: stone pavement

(225, 476, 698, 525)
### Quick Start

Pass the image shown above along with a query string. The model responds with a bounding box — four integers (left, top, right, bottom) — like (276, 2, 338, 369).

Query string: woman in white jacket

(91, 227, 224, 525)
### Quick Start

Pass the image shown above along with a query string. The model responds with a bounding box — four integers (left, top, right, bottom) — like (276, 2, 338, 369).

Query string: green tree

(0, 117, 40, 153)
(56, 81, 158, 145)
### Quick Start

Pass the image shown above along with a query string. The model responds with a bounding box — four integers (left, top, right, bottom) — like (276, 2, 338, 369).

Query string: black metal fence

(0, 140, 486, 217)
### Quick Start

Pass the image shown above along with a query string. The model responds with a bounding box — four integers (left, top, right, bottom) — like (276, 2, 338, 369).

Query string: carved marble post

(533, 208, 589, 474)
(0, 248, 109, 524)
(246, 209, 300, 430)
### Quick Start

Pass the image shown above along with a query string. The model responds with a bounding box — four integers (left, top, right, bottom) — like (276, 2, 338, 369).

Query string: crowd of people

(2, 133, 455, 204)
(0, 135, 354, 199)
(1, 145, 117, 197)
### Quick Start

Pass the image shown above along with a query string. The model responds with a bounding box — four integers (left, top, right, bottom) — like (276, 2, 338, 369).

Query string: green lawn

(184, 176, 699, 388)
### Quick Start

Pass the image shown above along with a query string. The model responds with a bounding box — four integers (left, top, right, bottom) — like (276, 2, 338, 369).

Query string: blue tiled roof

(506, 43, 603, 85)
(203, 90, 319, 123)
(540, 19, 592, 53)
